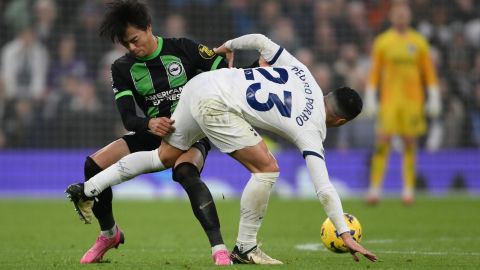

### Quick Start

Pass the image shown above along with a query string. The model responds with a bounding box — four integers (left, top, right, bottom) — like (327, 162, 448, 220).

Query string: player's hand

(258, 56, 269, 67)
(213, 45, 234, 68)
(363, 88, 378, 118)
(148, 117, 175, 137)
(426, 86, 442, 118)
(341, 232, 377, 262)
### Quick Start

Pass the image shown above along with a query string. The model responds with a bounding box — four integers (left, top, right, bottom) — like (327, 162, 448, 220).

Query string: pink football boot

(212, 249, 232, 265)
(80, 225, 125, 264)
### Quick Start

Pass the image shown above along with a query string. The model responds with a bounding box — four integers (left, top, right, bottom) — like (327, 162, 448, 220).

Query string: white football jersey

(196, 45, 327, 159)
(166, 34, 349, 234)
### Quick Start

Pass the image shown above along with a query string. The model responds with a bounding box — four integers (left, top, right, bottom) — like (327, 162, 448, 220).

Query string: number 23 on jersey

(244, 68, 292, 118)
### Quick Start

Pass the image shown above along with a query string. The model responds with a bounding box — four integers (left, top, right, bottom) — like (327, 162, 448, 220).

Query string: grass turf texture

(0, 196, 479, 269)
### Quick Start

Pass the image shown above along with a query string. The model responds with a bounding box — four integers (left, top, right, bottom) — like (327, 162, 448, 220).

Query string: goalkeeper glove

(426, 86, 442, 118)
(363, 87, 378, 118)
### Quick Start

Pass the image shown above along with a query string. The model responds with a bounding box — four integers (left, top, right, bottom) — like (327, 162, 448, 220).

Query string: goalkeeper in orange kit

(364, 1, 441, 205)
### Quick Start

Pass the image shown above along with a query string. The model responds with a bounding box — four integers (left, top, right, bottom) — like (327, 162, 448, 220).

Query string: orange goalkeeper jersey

(367, 28, 438, 107)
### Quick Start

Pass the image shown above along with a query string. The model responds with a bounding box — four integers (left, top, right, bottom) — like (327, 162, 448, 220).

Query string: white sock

(236, 172, 279, 253)
(368, 186, 381, 198)
(101, 224, 118, 238)
(211, 244, 227, 255)
(84, 150, 164, 197)
(403, 187, 414, 198)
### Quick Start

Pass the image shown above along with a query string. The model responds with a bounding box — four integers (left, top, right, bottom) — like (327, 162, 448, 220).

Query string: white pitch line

(294, 243, 480, 256)
(294, 243, 324, 251)
(364, 239, 395, 244)
(380, 250, 480, 256)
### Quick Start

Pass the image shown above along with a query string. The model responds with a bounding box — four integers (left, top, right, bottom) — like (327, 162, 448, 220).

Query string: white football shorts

(165, 79, 262, 153)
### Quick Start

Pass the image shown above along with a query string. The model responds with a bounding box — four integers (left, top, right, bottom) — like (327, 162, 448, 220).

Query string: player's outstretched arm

(305, 155, 377, 262)
(341, 232, 377, 262)
(213, 45, 234, 67)
(214, 33, 303, 68)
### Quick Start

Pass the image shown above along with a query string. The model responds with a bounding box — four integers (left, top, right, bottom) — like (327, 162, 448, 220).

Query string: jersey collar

(137, 36, 163, 61)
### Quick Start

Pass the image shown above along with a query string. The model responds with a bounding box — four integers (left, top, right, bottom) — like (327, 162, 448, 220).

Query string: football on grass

(320, 213, 362, 253)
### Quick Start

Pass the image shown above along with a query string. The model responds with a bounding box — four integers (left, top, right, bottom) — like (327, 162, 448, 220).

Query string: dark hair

(99, 0, 152, 43)
(332, 86, 363, 121)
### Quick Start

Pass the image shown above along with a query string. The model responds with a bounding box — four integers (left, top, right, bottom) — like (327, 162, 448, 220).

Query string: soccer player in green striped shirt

(66, 0, 231, 265)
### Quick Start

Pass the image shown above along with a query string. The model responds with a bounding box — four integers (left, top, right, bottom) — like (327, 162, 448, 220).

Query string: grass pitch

(0, 196, 479, 269)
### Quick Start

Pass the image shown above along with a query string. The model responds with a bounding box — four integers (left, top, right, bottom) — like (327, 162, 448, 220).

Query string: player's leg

(170, 139, 230, 265)
(367, 106, 396, 204)
(191, 97, 282, 264)
(70, 139, 130, 264)
(401, 135, 417, 205)
(399, 104, 425, 205)
(87, 139, 130, 231)
(227, 140, 282, 265)
(158, 89, 232, 264)
(367, 132, 392, 204)
(81, 148, 169, 198)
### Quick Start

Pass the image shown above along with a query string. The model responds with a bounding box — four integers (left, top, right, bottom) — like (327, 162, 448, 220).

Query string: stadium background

(0, 0, 479, 198)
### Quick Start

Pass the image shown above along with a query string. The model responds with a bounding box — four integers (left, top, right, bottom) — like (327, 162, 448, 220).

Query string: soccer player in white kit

(72, 34, 377, 264)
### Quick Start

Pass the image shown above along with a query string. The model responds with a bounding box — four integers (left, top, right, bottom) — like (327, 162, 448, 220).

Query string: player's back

(189, 64, 327, 150)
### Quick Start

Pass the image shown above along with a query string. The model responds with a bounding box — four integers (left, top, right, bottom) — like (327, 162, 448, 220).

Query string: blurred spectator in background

(96, 43, 126, 107)
(47, 33, 87, 93)
(440, 78, 468, 147)
(335, 1, 371, 51)
(0, 76, 6, 148)
(162, 14, 189, 38)
(334, 43, 375, 149)
(268, 17, 301, 52)
(417, 3, 451, 48)
(471, 51, 480, 86)
(312, 0, 333, 26)
(312, 22, 338, 63)
(33, 0, 59, 53)
(311, 63, 332, 94)
(310, 63, 339, 148)
(446, 24, 473, 101)
(363, 1, 441, 205)
(365, 0, 393, 32)
(451, 0, 478, 24)
(0, 0, 479, 150)
(96, 43, 127, 138)
(228, 0, 255, 36)
(294, 48, 316, 71)
(43, 33, 87, 121)
(470, 83, 480, 147)
(52, 78, 113, 147)
(75, 1, 109, 79)
(256, 0, 282, 35)
(334, 43, 369, 90)
(1, 26, 48, 147)
(284, 0, 314, 46)
(329, 0, 346, 19)
(2, 0, 31, 43)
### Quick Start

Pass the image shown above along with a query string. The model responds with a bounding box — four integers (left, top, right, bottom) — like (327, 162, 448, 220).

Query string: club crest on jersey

(167, 61, 184, 77)
(198, 44, 215, 59)
(407, 43, 417, 54)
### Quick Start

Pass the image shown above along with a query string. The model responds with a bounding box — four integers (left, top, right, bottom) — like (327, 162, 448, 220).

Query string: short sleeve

(111, 63, 134, 100)
(177, 38, 227, 71)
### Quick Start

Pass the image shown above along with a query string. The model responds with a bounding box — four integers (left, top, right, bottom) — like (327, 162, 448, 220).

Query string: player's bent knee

(159, 143, 184, 168)
(261, 153, 279, 172)
(191, 138, 211, 161)
(252, 172, 280, 185)
(270, 155, 280, 172)
(251, 152, 279, 173)
(84, 156, 103, 181)
(172, 162, 201, 189)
